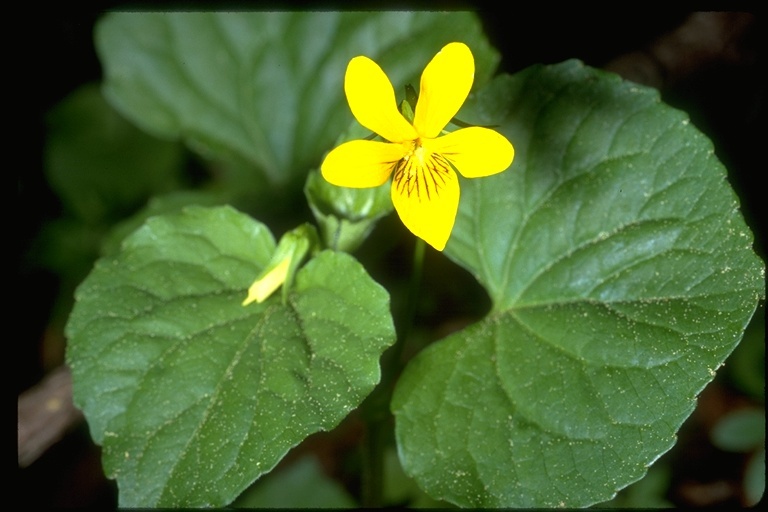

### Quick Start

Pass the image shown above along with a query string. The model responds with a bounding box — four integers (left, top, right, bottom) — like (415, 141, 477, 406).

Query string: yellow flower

(242, 224, 317, 306)
(321, 42, 514, 251)
(242, 255, 291, 305)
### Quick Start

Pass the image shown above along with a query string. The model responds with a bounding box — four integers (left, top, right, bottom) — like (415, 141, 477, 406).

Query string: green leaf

(726, 302, 765, 400)
(232, 455, 356, 508)
(45, 83, 184, 224)
(95, 12, 498, 193)
(745, 448, 765, 506)
(381, 447, 451, 508)
(66, 206, 395, 507)
(100, 190, 229, 257)
(711, 408, 765, 452)
(391, 61, 765, 508)
(596, 464, 672, 508)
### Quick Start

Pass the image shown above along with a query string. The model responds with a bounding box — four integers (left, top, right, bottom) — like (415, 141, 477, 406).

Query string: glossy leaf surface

(392, 61, 765, 508)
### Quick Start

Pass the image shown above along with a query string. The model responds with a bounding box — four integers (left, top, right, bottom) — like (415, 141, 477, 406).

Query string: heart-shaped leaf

(391, 61, 765, 508)
(66, 206, 395, 507)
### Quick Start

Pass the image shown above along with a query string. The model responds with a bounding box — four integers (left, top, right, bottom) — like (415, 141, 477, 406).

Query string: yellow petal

(427, 126, 514, 178)
(242, 256, 291, 305)
(321, 140, 405, 188)
(390, 153, 460, 251)
(413, 42, 474, 139)
(345, 56, 417, 142)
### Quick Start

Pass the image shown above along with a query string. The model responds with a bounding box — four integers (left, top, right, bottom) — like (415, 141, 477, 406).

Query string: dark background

(19, 9, 765, 508)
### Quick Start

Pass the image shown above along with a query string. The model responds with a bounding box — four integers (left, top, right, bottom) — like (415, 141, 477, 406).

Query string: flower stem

(360, 237, 426, 507)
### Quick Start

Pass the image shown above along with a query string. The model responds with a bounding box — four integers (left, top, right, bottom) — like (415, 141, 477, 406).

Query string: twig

(18, 365, 83, 467)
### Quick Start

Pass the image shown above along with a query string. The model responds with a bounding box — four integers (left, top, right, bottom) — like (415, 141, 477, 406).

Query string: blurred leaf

(726, 301, 765, 400)
(33, 218, 105, 282)
(66, 206, 395, 507)
(596, 464, 672, 508)
(95, 12, 499, 197)
(232, 455, 356, 508)
(45, 83, 184, 224)
(391, 61, 765, 508)
(744, 447, 765, 506)
(711, 408, 765, 452)
(382, 447, 450, 508)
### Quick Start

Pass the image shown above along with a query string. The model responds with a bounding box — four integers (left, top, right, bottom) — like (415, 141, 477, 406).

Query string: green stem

(360, 237, 426, 507)
(360, 410, 387, 507)
(393, 236, 425, 362)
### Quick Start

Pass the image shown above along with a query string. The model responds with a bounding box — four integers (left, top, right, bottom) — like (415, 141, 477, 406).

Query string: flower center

(393, 139, 452, 202)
